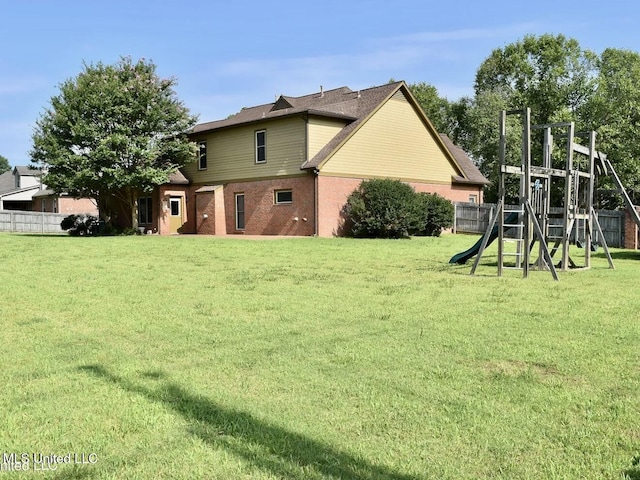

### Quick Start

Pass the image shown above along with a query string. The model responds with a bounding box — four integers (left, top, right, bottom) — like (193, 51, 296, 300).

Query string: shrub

(413, 192, 454, 237)
(60, 214, 100, 236)
(345, 179, 422, 239)
(344, 179, 455, 238)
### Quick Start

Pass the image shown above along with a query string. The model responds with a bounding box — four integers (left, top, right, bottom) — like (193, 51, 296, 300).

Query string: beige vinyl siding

(307, 117, 347, 159)
(320, 93, 461, 183)
(185, 116, 307, 183)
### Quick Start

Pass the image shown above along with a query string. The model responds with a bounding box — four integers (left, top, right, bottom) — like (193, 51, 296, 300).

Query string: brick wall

(194, 186, 226, 235)
(159, 175, 483, 237)
(316, 175, 484, 237)
(624, 206, 640, 249)
(222, 176, 315, 235)
(157, 185, 192, 235)
(33, 196, 98, 216)
(195, 190, 216, 235)
(59, 197, 98, 215)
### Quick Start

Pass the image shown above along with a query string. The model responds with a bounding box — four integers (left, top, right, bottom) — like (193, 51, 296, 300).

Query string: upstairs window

(255, 130, 266, 164)
(198, 141, 207, 170)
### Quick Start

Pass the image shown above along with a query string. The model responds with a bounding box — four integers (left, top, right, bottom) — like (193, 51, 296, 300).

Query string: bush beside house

(344, 179, 454, 238)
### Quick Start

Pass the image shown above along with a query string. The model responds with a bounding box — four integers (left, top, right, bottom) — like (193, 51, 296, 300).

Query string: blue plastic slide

(449, 212, 519, 264)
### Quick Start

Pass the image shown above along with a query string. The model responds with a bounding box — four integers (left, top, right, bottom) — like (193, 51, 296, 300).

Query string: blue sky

(2, 0, 639, 167)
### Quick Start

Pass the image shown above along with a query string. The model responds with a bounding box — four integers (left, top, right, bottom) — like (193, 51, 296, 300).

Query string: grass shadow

(78, 364, 417, 480)
(605, 250, 640, 261)
(624, 455, 640, 479)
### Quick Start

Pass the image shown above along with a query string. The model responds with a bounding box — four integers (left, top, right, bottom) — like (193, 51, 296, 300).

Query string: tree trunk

(130, 189, 139, 231)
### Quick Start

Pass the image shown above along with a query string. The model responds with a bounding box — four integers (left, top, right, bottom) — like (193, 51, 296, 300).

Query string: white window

(468, 194, 478, 204)
(255, 130, 266, 164)
(274, 190, 292, 204)
(198, 141, 207, 170)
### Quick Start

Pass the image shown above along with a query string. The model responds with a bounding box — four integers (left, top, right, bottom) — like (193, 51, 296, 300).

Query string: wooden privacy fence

(0, 210, 67, 234)
(454, 202, 626, 248)
(595, 209, 625, 248)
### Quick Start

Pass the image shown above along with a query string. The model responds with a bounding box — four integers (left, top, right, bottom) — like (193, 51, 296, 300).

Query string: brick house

(0, 166, 98, 216)
(31, 189, 98, 216)
(136, 80, 488, 236)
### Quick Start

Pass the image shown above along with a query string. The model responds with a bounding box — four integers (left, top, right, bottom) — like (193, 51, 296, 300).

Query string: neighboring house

(132, 80, 489, 236)
(31, 189, 98, 216)
(0, 166, 43, 211)
(0, 165, 98, 216)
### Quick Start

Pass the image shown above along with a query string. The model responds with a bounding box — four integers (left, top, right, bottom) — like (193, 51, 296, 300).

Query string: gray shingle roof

(0, 170, 15, 195)
(168, 169, 189, 185)
(14, 165, 41, 177)
(32, 189, 56, 198)
(439, 134, 490, 185)
(301, 82, 403, 170)
(190, 81, 489, 185)
(191, 83, 399, 135)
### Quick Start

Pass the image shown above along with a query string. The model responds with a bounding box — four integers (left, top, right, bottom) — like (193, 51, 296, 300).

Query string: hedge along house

(139, 81, 488, 236)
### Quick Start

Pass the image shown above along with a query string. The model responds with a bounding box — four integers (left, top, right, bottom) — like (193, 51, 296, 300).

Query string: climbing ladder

(463, 107, 616, 279)
(471, 108, 558, 280)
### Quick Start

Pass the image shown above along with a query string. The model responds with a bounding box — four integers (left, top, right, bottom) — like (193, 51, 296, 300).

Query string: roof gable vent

(271, 95, 294, 111)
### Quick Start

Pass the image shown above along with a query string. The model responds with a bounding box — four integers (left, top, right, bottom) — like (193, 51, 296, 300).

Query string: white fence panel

(0, 210, 67, 233)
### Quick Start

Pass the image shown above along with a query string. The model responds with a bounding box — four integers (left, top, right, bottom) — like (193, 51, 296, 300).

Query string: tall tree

(474, 33, 597, 125)
(31, 57, 198, 228)
(449, 90, 515, 202)
(406, 81, 453, 134)
(0, 155, 10, 175)
(580, 48, 640, 203)
(458, 34, 598, 199)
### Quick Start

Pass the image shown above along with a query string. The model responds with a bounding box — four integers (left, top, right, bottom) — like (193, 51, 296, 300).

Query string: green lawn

(1, 233, 639, 479)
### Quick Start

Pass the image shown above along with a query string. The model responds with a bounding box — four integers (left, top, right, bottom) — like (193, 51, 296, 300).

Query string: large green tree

(0, 155, 10, 175)
(31, 57, 198, 228)
(449, 90, 515, 202)
(474, 33, 597, 125)
(580, 48, 640, 203)
(455, 34, 598, 200)
(406, 81, 453, 134)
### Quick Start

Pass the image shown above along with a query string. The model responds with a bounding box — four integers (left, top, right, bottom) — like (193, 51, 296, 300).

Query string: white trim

(198, 141, 207, 170)
(169, 197, 181, 217)
(255, 130, 266, 164)
(274, 189, 293, 205)
(235, 193, 245, 230)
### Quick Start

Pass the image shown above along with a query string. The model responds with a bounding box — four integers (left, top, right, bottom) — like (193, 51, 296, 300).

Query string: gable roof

(191, 81, 488, 185)
(192, 84, 366, 134)
(300, 82, 406, 170)
(168, 169, 189, 185)
(14, 166, 41, 177)
(0, 170, 14, 195)
(439, 134, 490, 185)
